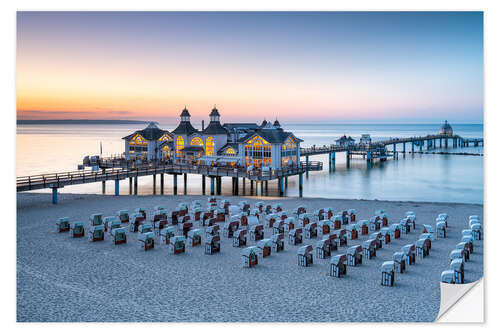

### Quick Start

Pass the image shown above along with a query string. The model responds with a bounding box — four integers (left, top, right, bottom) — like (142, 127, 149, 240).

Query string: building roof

(122, 122, 173, 141)
(273, 119, 281, 127)
(239, 128, 303, 144)
(180, 107, 190, 117)
(203, 120, 228, 135)
(260, 119, 268, 127)
(209, 106, 220, 117)
(224, 123, 260, 131)
(336, 135, 355, 143)
(217, 143, 239, 155)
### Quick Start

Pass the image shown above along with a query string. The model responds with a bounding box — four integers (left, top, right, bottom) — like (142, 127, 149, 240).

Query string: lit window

(206, 137, 215, 156)
(176, 136, 184, 156)
(190, 137, 203, 146)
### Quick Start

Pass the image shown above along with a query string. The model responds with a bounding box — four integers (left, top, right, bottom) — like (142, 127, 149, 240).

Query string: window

(245, 136, 272, 167)
(176, 136, 184, 157)
(206, 137, 215, 156)
(281, 136, 297, 167)
(190, 137, 203, 146)
(159, 133, 172, 142)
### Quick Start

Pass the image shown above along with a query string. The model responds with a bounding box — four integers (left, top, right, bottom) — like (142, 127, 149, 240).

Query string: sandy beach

(16, 193, 483, 322)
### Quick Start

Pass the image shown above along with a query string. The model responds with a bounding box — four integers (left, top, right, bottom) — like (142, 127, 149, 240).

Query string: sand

(16, 193, 483, 322)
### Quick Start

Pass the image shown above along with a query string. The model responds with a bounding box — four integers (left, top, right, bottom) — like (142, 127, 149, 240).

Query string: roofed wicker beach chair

(341, 210, 350, 225)
(265, 213, 277, 228)
(381, 261, 395, 286)
(288, 227, 303, 246)
(392, 252, 406, 273)
(402, 244, 416, 266)
(284, 217, 296, 232)
(134, 208, 147, 220)
(375, 209, 388, 227)
(316, 238, 331, 259)
(389, 223, 401, 239)
(295, 205, 307, 216)
(333, 229, 347, 247)
(70, 221, 85, 238)
(188, 228, 203, 247)
(233, 229, 248, 247)
(247, 214, 259, 227)
(169, 235, 186, 254)
(160, 226, 175, 245)
(117, 210, 129, 224)
(205, 235, 220, 255)
(363, 239, 377, 260)
(450, 249, 464, 262)
(138, 231, 155, 251)
(104, 216, 121, 236)
(318, 219, 333, 236)
(229, 205, 241, 217)
(380, 227, 391, 245)
(346, 224, 360, 240)
(436, 221, 446, 239)
(437, 213, 449, 227)
(152, 208, 168, 223)
(272, 203, 283, 213)
(138, 223, 153, 234)
(273, 220, 285, 235)
(250, 224, 264, 242)
(224, 219, 239, 238)
(406, 213, 416, 230)
(205, 224, 219, 238)
(89, 213, 103, 227)
(192, 206, 203, 224)
(56, 217, 70, 233)
(347, 245, 363, 266)
(358, 220, 369, 235)
(89, 224, 105, 242)
(441, 270, 456, 284)
(456, 242, 470, 261)
(257, 238, 272, 258)
(299, 213, 313, 227)
(277, 211, 288, 222)
(450, 258, 465, 284)
(400, 218, 411, 234)
(255, 201, 265, 213)
(304, 221, 317, 239)
(180, 221, 193, 238)
(369, 216, 381, 231)
(111, 227, 127, 245)
(271, 233, 284, 252)
(297, 245, 313, 267)
(130, 213, 144, 232)
(332, 215, 342, 230)
(348, 209, 356, 222)
(370, 231, 383, 249)
(177, 202, 188, 216)
(422, 224, 434, 234)
(330, 254, 347, 278)
(471, 223, 482, 241)
(241, 246, 259, 268)
(415, 238, 431, 259)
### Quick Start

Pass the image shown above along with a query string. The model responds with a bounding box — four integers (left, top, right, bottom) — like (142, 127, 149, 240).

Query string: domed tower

(440, 120, 453, 136)
(273, 119, 281, 129)
(172, 107, 198, 161)
(202, 106, 228, 156)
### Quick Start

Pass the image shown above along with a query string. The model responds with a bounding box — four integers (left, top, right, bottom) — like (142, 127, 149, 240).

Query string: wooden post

(153, 174, 156, 195)
(346, 150, 350, 167)
(242, 178, 246, 195)
(202, 175, 206, 195)
(234, 177, 239, 196)
(217, 177, 222, 195)
(160, 173, 164, 195)
(299, 173, 303, 198)
(102, 181, 106, 194)
(134, 176, 138, 195)
(210, 177, 215, 195)
(52, 187, 58, 205)
(114, 179, 119, 196)
(279, 177, 284, 196)
(306, 155, 309, 178)
(250, 180, 254, 194)
(129, 177, 132, 195)
(173, 174, 177, 195)
(183, 173, 187, 195)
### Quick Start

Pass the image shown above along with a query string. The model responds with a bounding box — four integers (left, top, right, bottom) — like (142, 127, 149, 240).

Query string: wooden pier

(17, 161, 322, 203)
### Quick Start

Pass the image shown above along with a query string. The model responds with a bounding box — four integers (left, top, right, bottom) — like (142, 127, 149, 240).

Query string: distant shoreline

(17, 119, 151, 125)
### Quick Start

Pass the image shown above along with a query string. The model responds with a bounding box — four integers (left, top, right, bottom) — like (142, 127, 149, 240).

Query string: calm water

(16, 123, 484, 204)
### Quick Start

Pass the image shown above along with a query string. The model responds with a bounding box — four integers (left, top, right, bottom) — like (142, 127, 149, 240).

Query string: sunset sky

(16, 11, 483, 123)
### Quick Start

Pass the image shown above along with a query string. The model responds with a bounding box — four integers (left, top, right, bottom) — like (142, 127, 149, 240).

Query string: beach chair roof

(230, 215, 241, 223)
(347, 245, 362, 255)
(289, 228, 302, 236)
(241, 246, 259, 256)
(358, 220, 369, 227)
(188, 228, 203, 238)
(438, 213, 448, 219)
(369, 216, 379, 223)
(165, 226, 175, 233)
(59, 217, 70, 223)
(333, 215, 342, 221)
(118, 210, 129, 215)
(363, 239, 376, 249)
(380, 227, 390, 235)
(171, 235, 186, 243)
(299, 213, 312, 220)
(135, 207, 146, 212)
(154, 205, 166, 211)
(316, 238, 329, 247)
(319, 219, 333, 227)
(456, 242, 466, 251)
(103, 216, 116, 223)
(266, 213, 277, 220)
(334, 229, 346, 236)
(469, 215, 479, 221)
(402, 244, 415, 253)
(348, 209, 356, 214)
(71, 221, 84, 228)
(229, 205, 241, 215)
(138, 231, 155, 241)
(461, 235, 473, 244)
(423, 224, 433, 230)
(257, 238, 272, 248)
(436, 221, 446, 230)
(405, 211, 415, 216)
(441, 270, 455, 283)
(277, 211, 287, 218)
(389, 223, 401, 231)
(255, 201, 264, 207)
(450, 258, 464, 271)
(114, 227, 126, 235)
(250, 224, 263, 232)
(331, 254, 347, 265)
(370, 231, 382, 239)
(450, 249, 463, 260)
(305, 222, 316, 230)
(471, 223, 481, 231)
(406, 214, 416, 222)
(419, 233, 432, 240)
(285, 217, 296, 224)
(297, 245, 313, 255)
(462, 229, 473, 237)
(347, 224, 360, 231)
(415, 239, 426, 247)
(392, 251, 405, 261)
(381, 261, 395, 273)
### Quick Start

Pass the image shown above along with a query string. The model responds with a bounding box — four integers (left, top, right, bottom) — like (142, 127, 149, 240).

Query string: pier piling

(299, 173, 303, 198)
(129, 177, 132, 195)
(173, 174, 177, 195)
(306, 155, 309, 178)
(279, 177, 284, 196)
(153, 174, 156, 195)
(51, 187, 58, 205)
(202, 175, 206, 195)
(114, 180, 119, 196)
(210, 176, 215, 195)
(183, 173, 187, 195)
(160, 174, 164, 195)
(102, 181, 106, 195)
(346, 150, 350, 167)
(216, 177, 221, 195)
(242, 178, 246, 194)
(250, 180, 254, 194)
(285, 176, 288, 188)
(134, 176, 138, 195)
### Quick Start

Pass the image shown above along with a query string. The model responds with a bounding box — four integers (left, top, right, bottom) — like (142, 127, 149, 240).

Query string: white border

(4, 0, 498, 331)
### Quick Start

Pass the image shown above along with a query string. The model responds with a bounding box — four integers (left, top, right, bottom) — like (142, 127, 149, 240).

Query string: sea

(16, 123, 484, 204)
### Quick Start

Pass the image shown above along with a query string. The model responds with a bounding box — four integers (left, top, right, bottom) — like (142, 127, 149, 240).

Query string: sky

(16, 11, 483, 123)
